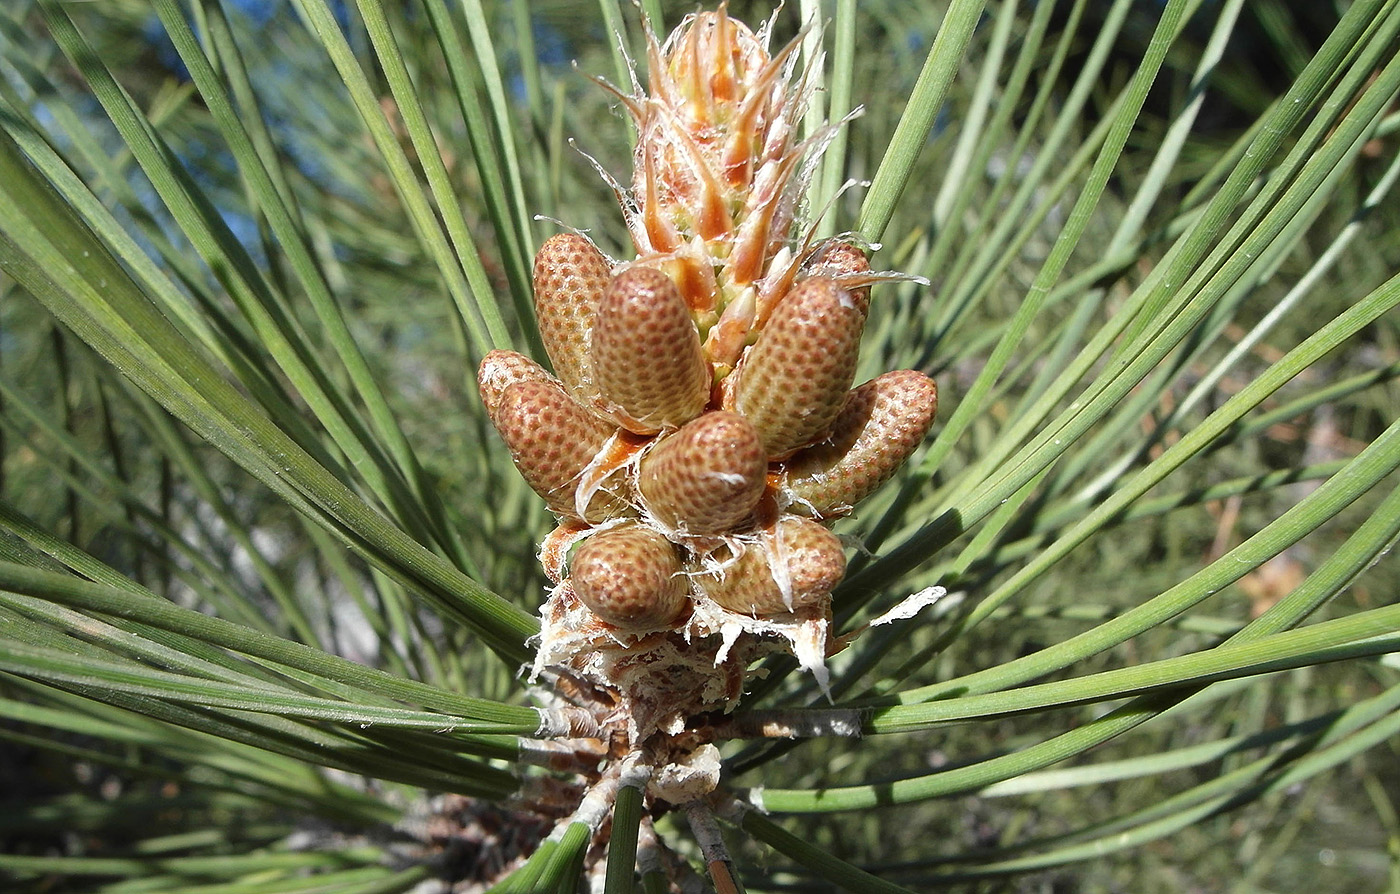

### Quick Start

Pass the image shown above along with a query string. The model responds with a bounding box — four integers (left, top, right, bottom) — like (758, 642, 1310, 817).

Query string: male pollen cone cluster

(479, 7, 937, 704)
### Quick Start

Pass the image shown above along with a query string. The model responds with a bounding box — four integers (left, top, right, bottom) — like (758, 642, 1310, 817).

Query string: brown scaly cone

(479, 7, 939, 832)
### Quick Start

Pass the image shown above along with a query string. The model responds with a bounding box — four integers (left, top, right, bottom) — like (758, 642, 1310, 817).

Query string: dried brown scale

(693, 516, 847, 616)
(540, 520, 591, 584)
(637, 411, 768, 535)
(571, 524, 688, 631)
(572, 430, 649, 523)
(732, 275, 867, 458)
(533, 233, 611, 404)
(784, 369, 939, 518)
(490, 378, 627, 522)
(591, 266, 710, 434)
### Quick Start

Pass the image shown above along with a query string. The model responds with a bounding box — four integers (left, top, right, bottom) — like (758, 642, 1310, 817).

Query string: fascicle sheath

(783, 370, 938, 517)
(592, 266, 709, 434)
(533, 233, 611, 404)
(638, 411, 767, 535)
(734, 276, 866, 458)
(694, 516, 846, 616)
(491, 378, 627, 521)
(571, 524, 688, 631)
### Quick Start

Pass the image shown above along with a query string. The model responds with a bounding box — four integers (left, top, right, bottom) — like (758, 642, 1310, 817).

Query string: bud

(490, 379, 629, 522)
(784, 370, 938, 517)
(614, 8, 819, 332)
(733, 276, 866, 458)
(802, 241, 873, 317)
(533, 233, 611, 404)
(695, 516, 845, 616)
(571, 524, 688, 631)
(638, 411, 767, 535)
(477, 349, 554, 421)
(591, 266, 710, 434)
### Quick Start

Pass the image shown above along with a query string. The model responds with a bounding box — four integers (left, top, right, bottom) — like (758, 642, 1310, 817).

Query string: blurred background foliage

(1, 0, 1398, 891)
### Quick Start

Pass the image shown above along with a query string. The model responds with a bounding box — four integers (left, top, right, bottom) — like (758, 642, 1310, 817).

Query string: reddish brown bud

(478, 350, 554, 421)
(638, 411, 767, 535)
(805, 242, 873, 316)
(784, 370, 937, 517)
(734, 276, 866, 458)
(591, 267, 709, 434)
(571, 524, 688, 631)
(533, 233, 611, 404)
(491, 379, 628, 522)
(695, 516, 845, 616)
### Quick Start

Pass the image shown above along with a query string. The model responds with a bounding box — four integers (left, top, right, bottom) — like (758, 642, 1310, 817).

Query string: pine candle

(480, 6, 937, 795)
